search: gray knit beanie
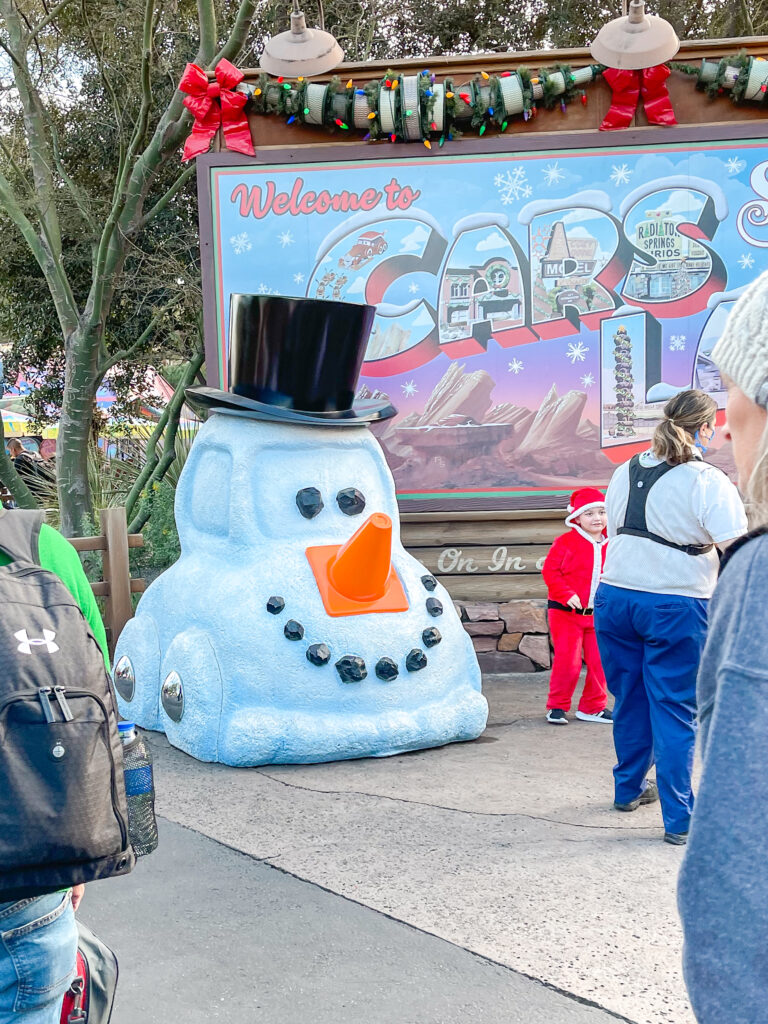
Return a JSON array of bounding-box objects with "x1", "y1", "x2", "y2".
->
[{"x1": 712, "y1": 270, "x2": 768, "y2": 408}]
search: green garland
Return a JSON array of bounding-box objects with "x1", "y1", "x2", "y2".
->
[
  {"x1": 672, "y1": 51, "x2": 762, "y2": 105},
  {"x1": 238, "y1": 55, "x2": 768, "y2": 146}
]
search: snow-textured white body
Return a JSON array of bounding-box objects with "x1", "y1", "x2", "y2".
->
[{"x1": 115, "y1": 411, "x2": 487, "y2": 765}]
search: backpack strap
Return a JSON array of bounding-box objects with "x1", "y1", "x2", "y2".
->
[
  {"x1": 0, "y1": 508, "x2": 44, "y2": 565},
  {"x1": 616, "y1": 455, "x2": 714, "y2": 557}
]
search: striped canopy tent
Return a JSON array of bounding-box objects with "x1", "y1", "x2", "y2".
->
[
  {"x1": 1, "y1": 409, "x2": 57, "y2": 438},
  {"x1": 3, "y1": 367, "x2": 197, "y2": 434}
]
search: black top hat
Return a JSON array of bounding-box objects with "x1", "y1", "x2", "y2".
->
[{"x1": 186, "y1": 294, "x2": 396, "y2": 426}]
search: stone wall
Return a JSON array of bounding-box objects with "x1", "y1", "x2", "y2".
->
[{"x1": 453, "y1": 599, "x2": 551, "y2": 673}]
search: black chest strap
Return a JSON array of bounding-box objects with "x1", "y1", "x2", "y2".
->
[{"x1": 616, "y1": 455, "x2": 714, "y2": 557}]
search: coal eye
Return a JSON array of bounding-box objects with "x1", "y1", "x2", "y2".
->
[
  {"x1": 296, "y1": 487, "x2": 324, "y2": 519},
  {"x1": 336, "y1": 488, "x2": 366, "y2": 516}
]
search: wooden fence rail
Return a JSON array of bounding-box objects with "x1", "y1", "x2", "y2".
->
[{"x1": 70, "y1": 507, "x2": 146, "y2": 657}]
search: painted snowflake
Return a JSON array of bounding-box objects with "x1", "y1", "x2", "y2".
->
[
  {"x1": 293, "y1": 272, "x2": 305, "y2": 284},
  {"x1": 566, "y1": 341, "x2": 589, "y2": 363},
  {"x1": 610, "y1": 164, "x2": 632, "y2": 187},
  {"x1": 258, "y1": 283, "x2": 270, "y2": 294},
  {"x1": 543, "y1": 162, "x2": 565, "y2": 186},
  {"x1": 669, "y1": 335, "x2": 686, "y2": 351},
  {"x1": 726, "y1": 156, "x2": 746, "y2": 175},
  {"x1": 278, "y1": 230, "x2": 295, "y2": 248},
  {"x1": 401, "y1": 380, "x2": 418, "y2": 397},
  {"x1": 508, "y1": 358, "x2": 524, "y2": 374},
  {"x1": 230, "y1": 232, "x2": 252, "y2": 255},
  {"x1": 408, "y1": 282, "x2": 419, "y2": 294},
  {"x1": 580, "y1": 373, "x2": 595, "y2": 388},
  {"x1": 739, "y1": 253, "x2": 755, "y2": 270},
  {"x1": 495, "y1": 166, "x2": 529, "y2": 205}
]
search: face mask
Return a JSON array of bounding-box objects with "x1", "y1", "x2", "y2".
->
[{"x1": 693, "y1": 428, "x2": 714, "y2": 454}]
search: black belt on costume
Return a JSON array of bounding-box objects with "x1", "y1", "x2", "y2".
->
[
  {"x1": 548, "y1": 600, "x2": 594, "y2": 615},
  {"x1": 616, "y1": 455, "x2": 714, "y2": 557}
]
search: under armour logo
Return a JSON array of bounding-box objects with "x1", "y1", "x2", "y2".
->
[{"x1": 15, "y1": 629, "x2": 59, "y2": 654}]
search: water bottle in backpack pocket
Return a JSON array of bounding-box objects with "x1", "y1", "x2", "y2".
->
[{"x1": 118, "y1": 722, "x2": 159, "y2": 857}]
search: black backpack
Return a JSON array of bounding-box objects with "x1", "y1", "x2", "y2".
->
[{"x1": 0, "y1": 509, "x2": 135, "y2": 900}]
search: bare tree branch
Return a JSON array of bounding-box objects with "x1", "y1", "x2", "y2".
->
[
  {"x1": 25, "y1": 0, "x2": 78, "y2": 43},
  {"x1": 133, "y1": 163, "x2": 195, "y2": 234},
  {"x1": 0, "y1": 164, "x2": 79, "y2": 335},
  {"x1": 215, "y1": 0, "x2": 259, "y2": 64},
  {"x1": 0, "y1": 1, "x2": 63, "y2": 259},
  {"x1": 126, "y1": 341, "x2": 204, "y2": 531},
  {"x1": 196, "y1": 0, "x2": 217, "y2": 66},
  {"x1": 97, "y1": 304, "x2": 175, "y2": 378}
]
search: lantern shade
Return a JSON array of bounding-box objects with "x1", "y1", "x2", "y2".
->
[
  {"x1": 260, "y1": 3, "x2": 343, "y2": 79},
  {"x1": 590, "y1": 0, "x2": 680, "y2": 70}
]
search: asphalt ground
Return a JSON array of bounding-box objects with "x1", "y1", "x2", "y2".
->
[
  {"x1": 83, "y1": 818, "x2": 624, "y2": 1024},
  {"x1": 81, "y1": 674, "x2": 692, "y2": 1023}
]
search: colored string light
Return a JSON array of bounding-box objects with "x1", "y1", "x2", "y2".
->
[
  {"x1": 287, "y1": 115, "x2": 295, "y2": 124},
  {"x1": 424, "y1": 139, "x2": 431, "y2": 148}
]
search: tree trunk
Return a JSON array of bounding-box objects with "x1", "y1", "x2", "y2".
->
[{"x1": 57, "y1": 331, "x2": 98, "y2": 536}]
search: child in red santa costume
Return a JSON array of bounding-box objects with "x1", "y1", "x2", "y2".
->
[{"x1": 541, "y1": 487, "x2": 612, "y2": 725}]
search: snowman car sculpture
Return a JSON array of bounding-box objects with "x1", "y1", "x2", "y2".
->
[{"x1": 114, "y1": 295, "x2": 488, "y2": 766}]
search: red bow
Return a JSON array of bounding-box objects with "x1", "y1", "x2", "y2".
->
[
  {"x1": 599, "y1": 65, "x2": 677, "y2": 131},
  {"x1": 179, "y1": 58, "x2": 255, "y2": 161}
]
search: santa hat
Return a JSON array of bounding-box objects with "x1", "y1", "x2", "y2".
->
[{"x1": 565, "y1": 487, "x2": 606, "y2": 527}]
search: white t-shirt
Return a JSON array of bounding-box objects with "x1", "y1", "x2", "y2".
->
[{"x1": 601, "y1": 449, "x2": 748, "y2": 599}]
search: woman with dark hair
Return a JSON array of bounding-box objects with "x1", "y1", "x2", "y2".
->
[
  {"x1": 594, "y1": 389, "x2": 747, "y2": 845},
  {"x1": 678, "y1": 271, "x2": 768, "y2": 1023}
]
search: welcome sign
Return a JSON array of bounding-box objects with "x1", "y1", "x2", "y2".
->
[{"x1": 199, "y1": 136, "x2": 768, "y2": 511}]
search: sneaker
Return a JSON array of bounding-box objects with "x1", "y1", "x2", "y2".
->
[
  {"x1": 575, "y1": 708, "x2": 613, "y2": 723},
  {"x1": 614, "y1": 779, "x2": 659, "y2": 812},
  {"x1": 546, "y1": 709, "x2": 568, "y2": 725},
  {"x1": 664, "y1": 831, "x2": 689, "y2": 846}
]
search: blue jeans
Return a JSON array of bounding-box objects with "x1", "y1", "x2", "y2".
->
[
  {"x1": 0, "y1": 892, "x2": 77, "y2": 1024},
  {"x1": 594, "y1": 584, "x2": 708, "y2": 835}
]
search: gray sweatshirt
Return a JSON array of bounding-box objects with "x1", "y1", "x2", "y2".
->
[{"x1": 678, "y1": 529, "x2": 768, "y2": 1023}]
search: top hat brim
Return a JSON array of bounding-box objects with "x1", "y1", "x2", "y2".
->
[{"x1": 185, "y1": 386, "x2": 397, "y2": 426}]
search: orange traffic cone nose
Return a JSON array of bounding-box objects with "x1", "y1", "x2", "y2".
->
[
  {"x1": 305, "y1": 512, "x2": 410, "y2": 616},
  {"x1": 329, "y1": 513, "x2": 392, "y2": 602}
]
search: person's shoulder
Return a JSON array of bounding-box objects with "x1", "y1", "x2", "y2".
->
[
  {"x1": 37, "y1": 523, "x2": 82, "y2": 570},
  {"x1": 720, "y1": 528, "x2": 768, "y2": 584}
]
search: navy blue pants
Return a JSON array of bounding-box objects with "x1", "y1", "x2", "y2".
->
[{"x1": 594, "y1": 583, "x2": 708, "y2": 835}]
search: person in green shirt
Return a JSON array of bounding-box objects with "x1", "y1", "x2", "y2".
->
[{"x1": 0, "y1": 515, "x2": 110, "y2": 1022}]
